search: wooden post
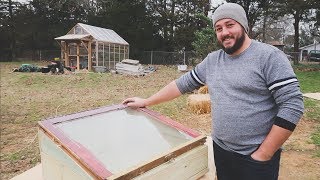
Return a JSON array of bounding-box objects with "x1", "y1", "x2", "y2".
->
[
  {"x1": 124, "y1": 46, "x2": 127, "y2": 59},
  {"x1": 119, "y1": 44, "x2": 121, "y2": 61},
  {"x1": 128, "y1": 45, "x2": 130, "y2": 59},
  {"x1": 88, "y1": 41, "x2": 92, "y2": 71},
  {"x1": 109, "y1": 44, "x2": 111, "y2": 69},
  {"x1": 103, "y1": 43, "x2": 105, "y2": 66},
  {"x1": 77, "y1": 43, "x2": 80, "y2": 70},
  {"x1": 114, "y1": 44, "x2": 116, "y2": 69},
  {"x1": 151, "y1": 50, "x2": 153, "y2": 65},
  {"x1": 96, "y1": 42, "x2": 99, "y2": 66},
  {"x1": 126, "y1": 46, "x2": 128, "y2": 59},
  {"x1": 65, "y1": 42, "x2": 69, "y2": 67},
  {"x1": 114, "y1": 44, "x2": 116, "y2": 61},
  {"x1": 60, "y1": 42, "x2": 63, "y2": 64}
]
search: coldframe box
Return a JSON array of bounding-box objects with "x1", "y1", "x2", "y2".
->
[{"x1": 38, "y1": 104, "x2": 208, "y2": 180}]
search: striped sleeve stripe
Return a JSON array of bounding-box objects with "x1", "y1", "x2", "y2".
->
[
  {"x1": 272, "y1": 82, "x2": 299, "y2": 91},
  {"x1": 268, "y1": 77, "x2": 298, "y2": 91},
  {"x1": 190, "y1": 69, "x2": 205, "y2": 85}
]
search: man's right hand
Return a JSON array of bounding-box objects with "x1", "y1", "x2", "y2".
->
[
  {"x1": 122, "y1": 81, "x2": 182, "y2": 109},
  {"x1": 122, "y1": 97, "x2": 148, "y2": 108}
]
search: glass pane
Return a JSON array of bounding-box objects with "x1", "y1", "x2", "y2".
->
[
  {"x1": 98, "y1": 52, "x2": 104, "y2": 66},
  {"x1": 75, "y1": 26, "x2": 82, "y2": 34},
  {"x1": 79, "y1": 46, "x2": 87, "y2": 55},
  {"x1": 69, "y1": 44, "x2": 77, "y2": 55},
  {"x1": 55, "y1": 108, "x2": 192, "y2": 173}
]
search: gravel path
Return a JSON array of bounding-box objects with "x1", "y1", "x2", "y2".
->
[{"x1": 303, "y1": 93, "x2": 320, "y2": 100}]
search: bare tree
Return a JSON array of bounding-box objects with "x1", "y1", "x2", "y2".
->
[{"x1": 275, "y1": 0, "x2": 316, "y2": 64}]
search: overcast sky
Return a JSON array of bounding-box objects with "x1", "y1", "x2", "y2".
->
[
  {"x1": 212, "y1": 0, "x2": 225, "y2": 7},
  {"x1": 15, "y1": 0, "x2": 29, "y2": 3}
]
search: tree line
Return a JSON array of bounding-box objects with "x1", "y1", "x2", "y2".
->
[{"x1": 1, "y1": 0, "x2": 319, "y2": 63}]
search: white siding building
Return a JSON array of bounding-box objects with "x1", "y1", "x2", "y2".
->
[{"x1": 299, "y1": 42, "x2": 319, "y2": 61}]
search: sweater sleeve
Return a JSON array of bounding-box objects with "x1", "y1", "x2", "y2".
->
[
  {"x1": 175, "y1": 54, "x2": 209, "y2": 94},
  {"x1": 263, "y1": 50, "x2": 304, "y2": 131}
]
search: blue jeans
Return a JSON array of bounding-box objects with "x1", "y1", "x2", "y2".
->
[{"x1": 213, "y1": 141, "x2": 281, "y2": 180}]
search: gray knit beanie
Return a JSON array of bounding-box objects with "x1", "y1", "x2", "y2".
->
[{"x1": 212, "y1": 3, "x2": 248, "y2": 33}]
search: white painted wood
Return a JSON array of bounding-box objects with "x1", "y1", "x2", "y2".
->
[
  {"x1": 115, "y1": 62, "x2": 144, "y2": 75},
  {"x1": 116, "y1": 63, "x2": 142, "y2": 72},
  {"x1": 198, "y1": 136, "x2": 216, "y2": 180},
  {"x1": 133, "y1": 145, "x2": 208, "y2": 180},
  {"x1": 38, "y1": 130, "x2": 93, "y2": 180},
  {"x1": 10, "y1": 164, "x2": 43, "y2": 180},
  {"x1": 122, "y1": 59, "x2": 140, "y2": 65}
]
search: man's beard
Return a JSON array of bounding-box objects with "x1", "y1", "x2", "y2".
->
[{"x1": 219, "y1": 29, "x2": 245, "y2": 55}]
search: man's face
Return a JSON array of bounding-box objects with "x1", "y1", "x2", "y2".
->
[{"x1": 214, "y1": 19, "x2": 246, "y2": 55}]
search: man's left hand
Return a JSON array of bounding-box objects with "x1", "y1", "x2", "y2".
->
[{"x1": 251, "y1": 149, "x2": 272, "y2": 162}]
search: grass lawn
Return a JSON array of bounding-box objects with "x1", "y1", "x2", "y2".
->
[
  {"x1": 0, "y1": 61, "x2": 319, "y2": 179},
  {"x1": 294, "y1": 65, "x2": 320, "y2": 151}
]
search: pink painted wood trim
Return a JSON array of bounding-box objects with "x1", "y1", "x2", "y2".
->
[
  {"x1": 47, "y1": 104, "x2": 127, "y2": 124},
  {"x1": 39, "y1": 121, "x2": 113, "y2": 179},
  {"x1": 138, "y1": 108, "x2": 200, "y2": 138}
]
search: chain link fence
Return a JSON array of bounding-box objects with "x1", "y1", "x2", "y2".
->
[
  {"x1": 9, "y1": 49, "x2": 312, "y2": 65},
  {"x1": 13, "y1": 50, "x2": 61, "y2": 62},
  {"x1": 286, "y1": 52, "x2": 300, "y2": 62},
  {"x1": 12, "y1": 50, "x2": 202, "y2": 66},
  {"x1": 138, "y1": 51, "x2": 201, "y2": 66},
  {"x1": 39, "y1": 50, "x2": 61, "y2": 61}
]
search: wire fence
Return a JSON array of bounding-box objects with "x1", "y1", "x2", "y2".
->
[
  {"x1": 139, "y1": 51, "x2": 200, "y2": 66},
  {"x1": 286, "y1": 52, "x2": 301, "y2": 62},
  {"x1": 6, "y1": 49, "x2": 312, "y2": 64},
  {"x1": 11, "y1": 49, "x2": 202, "y2": 65},
  {"x1": 4, "y1": 50, "x2": 61, "y2": 62}
]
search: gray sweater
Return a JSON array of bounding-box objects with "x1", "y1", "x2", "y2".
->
[{"x1": 176, "y1": 40, "x2": 304, "y2": 155}]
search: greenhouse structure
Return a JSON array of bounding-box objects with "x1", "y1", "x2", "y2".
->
[{"x1": 55, "y1": 23, "x2": 129, "y2": 71}]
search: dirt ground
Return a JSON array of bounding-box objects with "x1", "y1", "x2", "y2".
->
[{"x1": 0, "y1": 62, "x2": 319, "y2": 179}]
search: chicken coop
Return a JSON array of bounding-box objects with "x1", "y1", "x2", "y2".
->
[{"x1": 55, "y1": 23, "x2": 129, "y2": 71}]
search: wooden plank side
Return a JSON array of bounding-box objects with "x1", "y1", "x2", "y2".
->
[
  {"x1": 133, "y1": 145, "x2": 208, "y2": 180},
  {"x1": 189, "y1": 168, "x2": 210, "y2": 180},
  {"x1": 108, "y1": 136, "x2": 206, "y2": 180}
]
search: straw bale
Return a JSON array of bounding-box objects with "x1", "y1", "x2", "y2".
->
[
  {"x1": 198, "y1": 86, "x2": 208, "y2": 94},
  {"x1": 187, "y1": 94, "x2": 211, "y2": 114}
]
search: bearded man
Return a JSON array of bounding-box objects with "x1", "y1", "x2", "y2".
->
[{"x1": 123, "y1": 3, "x2": 304, "y2": 180}]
